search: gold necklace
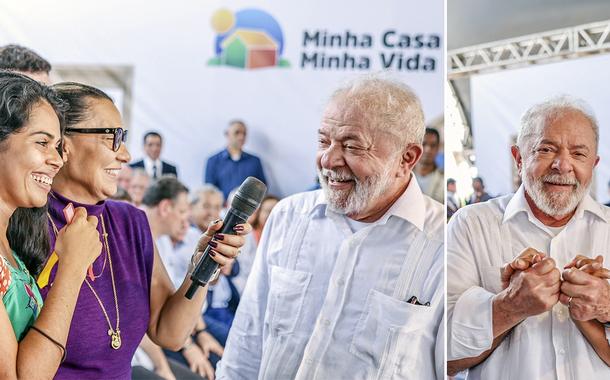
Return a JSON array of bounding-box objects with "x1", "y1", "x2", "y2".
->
[{"x1": 48, "y1": 212, "x2": 121, "y2": 350}]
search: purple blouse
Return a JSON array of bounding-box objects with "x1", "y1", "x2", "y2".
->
[{"x1": 39, "y1": 191, "x2": 154, "y2": 380}]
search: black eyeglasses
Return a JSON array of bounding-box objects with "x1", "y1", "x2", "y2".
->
[{"x1": 65, "y1": 127, "x2": 128, "y2": 152}]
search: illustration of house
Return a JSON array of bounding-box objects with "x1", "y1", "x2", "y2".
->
[{"x1": 220, "y1": 29, "x2": 278, "y2": 69}]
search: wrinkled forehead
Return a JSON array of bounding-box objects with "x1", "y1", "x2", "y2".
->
[
  {"x1": 535, "y1": 110, "x2": 597, "y2": 149},
  {"x1": 321, "y1": 98, "x2": 395, "y2": 143}
]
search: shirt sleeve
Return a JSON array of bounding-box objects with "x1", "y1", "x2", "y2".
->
[
  {"x1": 254, "y1": 157, "x2": 267, "y2": 185},
  {"x1": 447, "y1": 210, "x2": 495, "y2": 360},
  {"x1": 215, "y1": 209, "x2": 275, "y2": 379},
  {"x1": 204, "y1": 156, "x2": 215, "y2": 186}
]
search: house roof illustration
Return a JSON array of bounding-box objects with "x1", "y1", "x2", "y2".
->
[{"x1": 221, "y1": 29, "x2": 278, "y2": 50}]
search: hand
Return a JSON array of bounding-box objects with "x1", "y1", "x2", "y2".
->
[
  {"x1": 154, "y1": 364, "x2": 176, "y2": 380},
  {"x1": 560, "y1": 258, "x2": 610, "y2": 322},
  {"x1": 502, "y1": 257, "x2": 561, "y2": 318},
  {"x1": 190, "y1": 220, "x2": 252, "y2": 271},
  {"x1": 54, "y1": 207, "x2": 102, "y2": 275},
  {"x1": 182, "y1": 343, "x2": 215, "y2": 380},
  {"x1": 501, "y1": 247, "x2": 546, "y2": 289},
  {"x1": 564, "y1": 254, "x2": 610, "y2": 279},
  {"x1": 196, "y1": 330, "x2": 224, "y2": 358}
]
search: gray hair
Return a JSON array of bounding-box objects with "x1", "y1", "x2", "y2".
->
[
  {"x1": 329, "y1": 73, "x2": 425, "y2": 146},
  {"x1": 190, "y1": 184, "x2": 224, "y2": 205},
  {"x1": 518, "y1": 95, "x2": 599, "y2": 154}
]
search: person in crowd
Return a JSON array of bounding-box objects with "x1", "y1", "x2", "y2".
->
[
  {"x1": 467, "y1": 176, "x2": 492, "y2": 204},
  {"x1": 128, "y1": 168, "x2": 150, "y2": 208},
  {"x1": 0, "y1": 44, "x2": 51, "y2": 84},
  {"x1": 414, "y1": 127, "x2": 444, "y2": 203},
  {"x1": 217, "y1": 75, "x2": 445, "y2": 379},
  {"x1": 447, "y1": 178, "x2": 460, "y2": 220},
  {"x1": 117, "y1": 164, "x2": 133, "y2": 192},
  {"x1": 204, "y1": 120, "x2": 266, "y2": 200},
  {"x1": 190, "y1": 185, "x2": 224, "y2": 235},
  {"x1": 35, "y1": 82, "x2": 249, "y2": 379},
  {"x1": 233, "y1": 195, "x2": 280, "y2": 294},
  {"x1": 447, "y1": 95, "x2": 610, "y2": 379},
  {"x1": 0, "y1": 72, "x2": 102, "y2": 378},
  {"x1": 131, "y1": 131, "x2": 178, "y2": 179}
]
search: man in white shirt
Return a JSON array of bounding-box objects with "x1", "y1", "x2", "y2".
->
[
  {"x1": 217, "y1": 75, "x2": 445, "y2": 379},
  {"x1": 130, "y1": 131, "x2": 178, "y2": 179},
  {"x1": 448, "y1": 95, "x2": 610, "y2": 379}
]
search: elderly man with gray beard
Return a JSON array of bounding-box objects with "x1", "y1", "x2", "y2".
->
[
  {"x1": 216, "y1": 75, "x2": 445, "y2": 379},
  {"x1": 447, "y1": 96, "x2": 610, "y2": 379}
]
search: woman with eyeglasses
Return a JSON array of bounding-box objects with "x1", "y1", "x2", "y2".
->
[
  {"x1": 34, "y1": 82, "x2": 248, "y2": 379},
  {"x1": 0, "y1": 72, "x2": 103, "y2": 379}
]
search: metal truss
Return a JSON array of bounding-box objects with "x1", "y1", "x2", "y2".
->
[{"x1": 448, "y1": 19, "x2": 610, "y2": 78}]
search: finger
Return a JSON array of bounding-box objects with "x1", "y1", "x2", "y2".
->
[
  {"x1": 579, "y1": 262, "x2": 601, "y2": 275},
  {"x1": 211, "y1": 342, "x2": 224, "y2": 356},
  {"x1": 208, "y1": 251, "x2": 234, "y2": 267},
  {"x1": 558, "y1": 292, "x2": 571, "y2": 305},
  {"x1": 501, "y1": 263, "x2": 515, "y2": 286},
  {"x1": 565, "y1": 254, "x2": 589, "y2": 269},
  {"x1": 593, "y1": 268, "x2": 610, "y2": 279},
  {"x1": 86, "y1": 215, "x2": 99, "y2": 228},
  {"x1": 208, "y1": 241, "x2": 239, "y2": 260},
  {"x1": 72, "y1": 206, "x2": 88, "y2": 222},
  {"x1": 560, "y1": 280, "x2": 591, "y2": 298},
  {"x1": 562, "y1": 267, "x2": 595, "y2": 285},
  {"x1": 510, "y1": 258, "x2": 531, "y2": 271},
  {"x1": 213, "y1": 233, "x2": 245, "y2": 251},
  {"x1": 531, "y1": 257, "x2": 556, "y2": 275},
  {"x1": 202, "y1": 360, "x2": 215, "y2": 380},
  {"x1": 233, "y1": 222, "x2": 252, "y2": 235}
]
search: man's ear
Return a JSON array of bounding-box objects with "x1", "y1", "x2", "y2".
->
[
  {"x1": 398, "y1": 143, "x2": 423, "y2": 177},
  {"x1": 158, "y1": 199, "x2": 173, "y2": 217},
  {"x1": 511, "y1": 145, "x2": 523, "y2": 176}
]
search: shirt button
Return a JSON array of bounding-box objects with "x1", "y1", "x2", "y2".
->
[
  {"x1": 321, "y1": 319, "x2": 330, "y2": 326},
  {"x1": 337, "y1": 278, "x2": 345, "y2": 286},
  {"x1": 306, "y1": 358, "x2": 314, "y2": 364},
  {"x1": 559, "y1": 348, "x2": 566, "y2": 355}
]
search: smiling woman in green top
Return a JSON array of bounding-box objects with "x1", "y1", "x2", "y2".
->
[{"x1": 0, "y1": 71, "x2": 102, "y2": 379}]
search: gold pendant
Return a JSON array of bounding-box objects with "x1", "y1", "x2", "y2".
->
[{"x1": 108, "y1": 329, "x2": 121, "y2": 350}]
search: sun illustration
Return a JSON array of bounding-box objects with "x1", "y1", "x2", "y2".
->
[{"x1": 211, "y1": 9, "x2": 235, "y2": 34}]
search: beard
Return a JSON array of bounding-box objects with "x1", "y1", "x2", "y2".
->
[
  {"x1": 317, "y1": 162, "x2": 396, "y2": 216},
  {"x1": 522, "y1": 171, "x2": 589, "y2": 217}
]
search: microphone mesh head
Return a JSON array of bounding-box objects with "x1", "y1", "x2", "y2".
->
[{"x1": 231, "y1": 177, "x2": 267, "y2": 217}]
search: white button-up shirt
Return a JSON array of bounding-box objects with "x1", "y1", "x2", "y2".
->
[
  {"x1": 448, "y1": 185, "x2": 610, "y2": 380},
  {"x1": 217, "y1": 179, "x2": 445, "y2": 380},
  {"x1": 156, "y1": 226, "x2": 201, "y2": 288}
]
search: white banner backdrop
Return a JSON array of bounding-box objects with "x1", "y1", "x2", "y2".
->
[
  {"x1": 471, "y1": 54, "x2": 610, "y2": 203},
  {"x1": 0, "y1": 0, "x2": 443, "y2": 197}
]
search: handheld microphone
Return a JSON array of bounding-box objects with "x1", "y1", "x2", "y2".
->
[{"x1": 185, "y1": 177, "x2": 267, "y2": 299}]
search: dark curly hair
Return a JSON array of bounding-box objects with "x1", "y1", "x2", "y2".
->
[{"x1": 0, "y1": 44, "x2": 52, "y2": 74}]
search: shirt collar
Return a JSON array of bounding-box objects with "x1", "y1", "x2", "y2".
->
[
  {"x1": 312, "y1": 175, "x2": 426, "y2": 231},
  {"x1": 144, "y1": 156, "x2": 161, "y2": 167},
  {"x1": 503, "y1": 184, "x2": 608, "y2": 224}
]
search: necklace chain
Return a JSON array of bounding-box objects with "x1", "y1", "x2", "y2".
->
[{"x1": 47, "y1": 210, "x2": 121, "y2": 349}]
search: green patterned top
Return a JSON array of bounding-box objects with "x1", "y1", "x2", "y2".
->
[{"x1": 0, "y1": 253, "x2": 43, "y2": 341}]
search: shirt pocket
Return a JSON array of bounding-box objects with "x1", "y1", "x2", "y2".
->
[
  {"x1": 481, "y1": 265, "x2": 503, "y2": 294},
  {"x1": 349, "y1": 289, "x2": 436, "y2": 379},
  {"x1": 266, "y1": 265, "x2": 312, "y2": 335}
]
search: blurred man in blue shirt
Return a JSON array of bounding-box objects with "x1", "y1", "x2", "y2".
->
[{"x1": 204, "y1": 120, "x2": 266, "y2": 200}]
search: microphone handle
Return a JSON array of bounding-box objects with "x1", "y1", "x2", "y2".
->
[{"x1": 185, "y1": 208, "x2": 248, "y2": 299}]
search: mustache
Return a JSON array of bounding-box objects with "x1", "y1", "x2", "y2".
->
[
  {"x1": 539, "y1": 173, "x2": 579, "y2": 186},
  {"x1": 320, "y1": 168, "x2": 355, "y2": 182}
]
